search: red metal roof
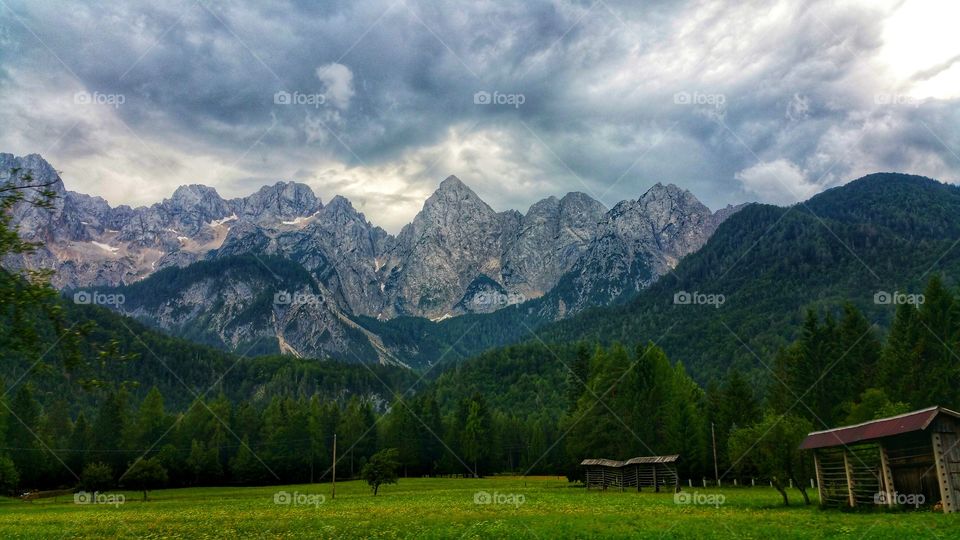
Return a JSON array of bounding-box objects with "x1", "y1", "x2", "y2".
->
[{"x1": 800, "y1": 406, "x2": 960, "y2": 450}]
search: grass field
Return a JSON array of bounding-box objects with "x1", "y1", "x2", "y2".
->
[{"x1": 1, "y1": 476, "x2": 957, "y2": 539}]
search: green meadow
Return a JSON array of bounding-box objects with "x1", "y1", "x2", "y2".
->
[{"x1": 0, "y1": 477, "x2": 956, "y2": 539}]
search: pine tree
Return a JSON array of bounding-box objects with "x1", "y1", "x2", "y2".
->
[
  {"x1": 92, "y1": 390, "x2": 130, "y2": 475},
  {"x1": 7, "y1": 385, "x2": 44, "y2": 486},
  {"x1": 878, "y1": 301, "x2": 921, "y2": 401},
  {"x1": 460, "y1": 397, "x2": 490, "y2": 477},
  {"x1": 915, "y1": 275, "x2": 958, "y2": 407},
  {"x1": 131, "y1": 387, "x2": 171, "y2": 457}
]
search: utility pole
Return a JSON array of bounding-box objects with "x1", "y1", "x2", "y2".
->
[
  {"x1": 711, "y1": 422, "x2": 719, "y2": 487},
  {"x1": 332, "y1": 433, "x2": 337, "y2": 500}
]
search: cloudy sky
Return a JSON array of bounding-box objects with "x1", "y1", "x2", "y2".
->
[{"x1": 1, "y1": 0, "x2": 959, "y2": 232}]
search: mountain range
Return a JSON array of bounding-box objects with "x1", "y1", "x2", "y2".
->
[
  {"x1": 4, "y1": 153, "x2": 959, "y2": 394},
  {"x1": 2, "y1": 153, "x2": 742, "y2": 366}
]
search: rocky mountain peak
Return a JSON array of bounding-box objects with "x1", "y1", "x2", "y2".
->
[
  {"x1": 169, "y1": 184, "x2": 224, "y2": 206},
  {"x1": 231, "y1": 181, "x2": 320, "y2": 223},
  {"x1": 438, "y1": 174, "x2": 468, "y2": 191},
  {"x1": 324, "y1": 194, "x2": 355, "y2": 214},
  {"x1": 425, "y1": 175, "x2": 491, "y2": 210},
  {"x1": 0, "y1": 153, "x2": 64, "y2": 192}
]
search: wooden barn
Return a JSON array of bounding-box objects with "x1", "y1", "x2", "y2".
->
[
  {"x1": 581, "y1": 455, "x2": 680, "y2": 492},
  {"x1": 624, "y1": 455, "x2": 680, "y2": 492},
  {"x1": 580, "y1": 459, "x2": 626, "y2": 490},
  {"x1": 800, "y1": 406, "x2": 960, "y2": 513}
]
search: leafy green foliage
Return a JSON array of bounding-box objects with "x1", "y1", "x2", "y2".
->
[
  {"x1": 79, "y1": 462, "x2": 114, "y2": 492},
  {"x1": 122, "y1": 458, "x2": 168, "y2": 501},
  {"x1": 361, "y1": 448, "x2": 400, "y2": 495},
  {"x1": 728, "y1": 412, "x2": 813, "y2": 506}
]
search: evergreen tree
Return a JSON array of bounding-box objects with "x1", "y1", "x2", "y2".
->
[
  {"x1": 92, "y1": 390, "x2": 130, "y2": 475},
  {"x1": 6, "y1": 385, "x2": 44, "y2": 486},
  {"x1": 131, "y1": 387, "x2": 171, "y2": 457},
  {"x1": 460, "y1": 395, "x2": 490, "y2": 477},
  {"x1": 878, "y1": 301, "x2": 921, "y2": 401}
]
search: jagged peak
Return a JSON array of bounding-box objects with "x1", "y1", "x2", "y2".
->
[
  {"x1": 0, "y1": 153, "x2": 64, "y2": 191},
  {"x1": 256, "y1": 180, "x2": 316, "y2": 194},
  {"x1": 439, "y1": 175, "x2": 467, "y2": 189},
  {"x1": 419, "y1": 174, "x2": 493, "y2": 215},
  {"x1": 641, "y1": 182, "x2": 688, "y2": 199},
  {"x1": 171, "y1": 184, "x2": 222, "y2": 199},
  {"x1": 431, "y1": 175, "x2": 486, "y2": 201},
  {"x1": 525, "y1": 195, "x2": 560, "y2": 215},
  {"x1": 323, "y1": 194, "x2": 361, "y2": 217}
]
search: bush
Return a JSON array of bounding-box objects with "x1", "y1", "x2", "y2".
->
[
  {"x1": 0, "y1": 456, "x2": 19, "y2": 494},
  {"x1": 122, "y1": 458, "x2": 168, "y2": 501},
  {"x1": 79, "y1": 462, "x2": 114, "y2": 492}
]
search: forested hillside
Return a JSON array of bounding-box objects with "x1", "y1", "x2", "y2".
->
[{"x1": 541, "y1": 173, "x2": 960, "y2": 380}]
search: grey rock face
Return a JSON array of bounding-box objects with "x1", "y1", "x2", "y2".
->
[
  {"x1": 2, "y1": 153, "x2": 743, "y2": 363},
  {"x1": 229, "y1": 181, "x2": 322, "y2": 224},
  {"x1": 1, "y1": 154, "x2": 321, "y2": 289},
  {"x1": 543, "y1": 183, "x2": 740, "y2": 317},
  {"x1": 500, "y1": 192, "x2": 607, "y2": 299},
  {"x1": 379, "y1": 176, "x2": 517, "y2": 319}
]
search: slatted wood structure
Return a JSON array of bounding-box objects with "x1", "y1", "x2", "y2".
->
[
  {"x1": 801, "y1": 406, "x2": 960, "y2": 513},
  {"x1": 581, "y1": 455, "x2": 680, "y2": 492},
  {"x1": 625, "y1": 455, "x2": 680, "y2": 492},
  {"x1": 580, "y1": 459, "x2": 626, "y2": 490}
]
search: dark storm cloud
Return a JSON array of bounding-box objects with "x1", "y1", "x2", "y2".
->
[{"x1": 0, "y1": 0, "x2": 958, "y2": 231}]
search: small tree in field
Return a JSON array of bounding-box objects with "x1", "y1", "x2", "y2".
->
[
  {"x1": 79, "y1": 462, "x2": 114, "y2": 492},
  {"x1": 361, "y1": 448, "x2": 400, "y2": 496},
  {"x1": 729, "y1": 412, "x2": 812, "y2": 506},
  {"x1": 122, "y1": 458, "x2": 168, "y2": 501}
]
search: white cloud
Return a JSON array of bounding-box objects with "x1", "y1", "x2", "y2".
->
[
  {"x1": 735, "y1": 159, "x2": 821, "y2": 205},
  {"x1": 315, "y1": 63, "x2": 355, "y2": 110}
]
